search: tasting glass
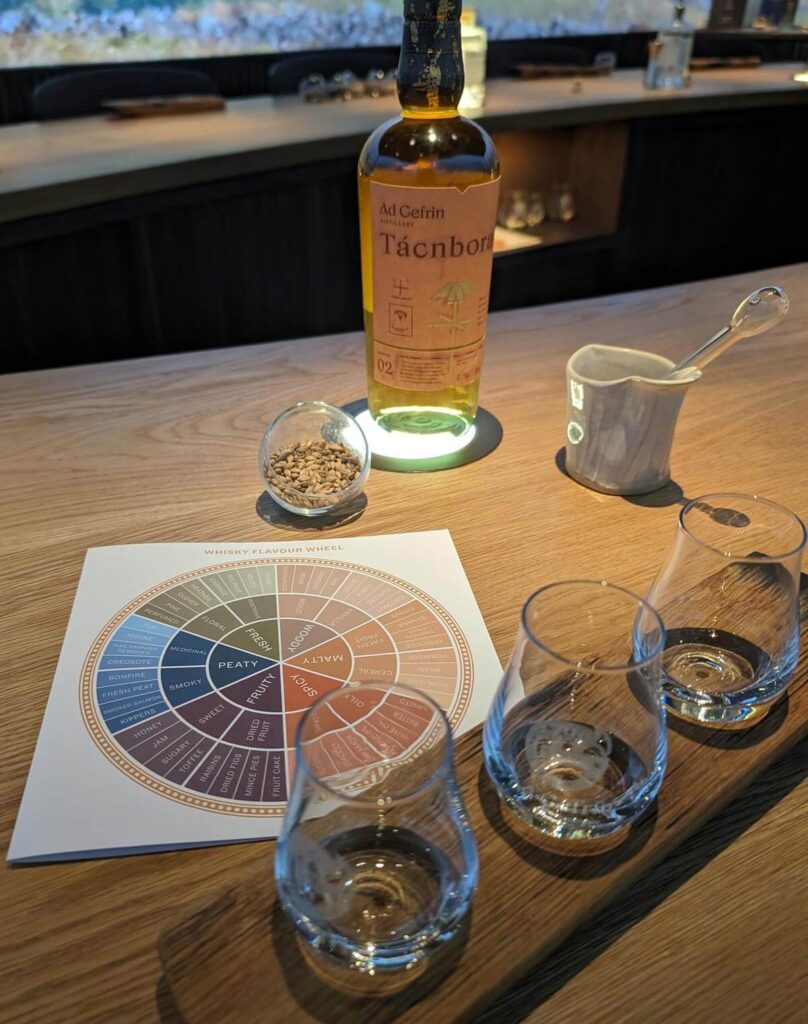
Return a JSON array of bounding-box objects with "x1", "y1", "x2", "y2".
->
[
  {"x1": 366, "y1": 67, "x2": 386, "y2": 97},
  {"x1": 366, "y1": 68, "x2": 397, "y2": 97},
  {"x1": 331, "y1": 69, "x2": 365, "y2": 100},
  {"x1": 594, "y1": 50, "x2": 618, "y2": 72},
  {"x1": 298, "y1": 73, "x2": 329, "y2": 102},
  {"x1": 483, "y1": 581, "x2": 666, "y2": 843},
  {"x1": 646, "y1": 493, "x2": 806, "y2": 728},
  {"x1": 258, "y1": 400, "x2": 370, "y2": 517},
  {"x1": 275, "y1": 683, "x2": 478, "y2": 973},
  {"x1": 547, "y1": 182, "x2": 576, "y2": 222},
  {"x1": 498, "y1": 189, "x2": 530, "y2": 230},
  {"x1": 525, "y1": 190, "x2": 546, "y2": 228}
]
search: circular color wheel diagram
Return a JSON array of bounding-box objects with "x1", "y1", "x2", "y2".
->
[{"x1": 81, "y1": 559, "x2": 473, "y2": 816}]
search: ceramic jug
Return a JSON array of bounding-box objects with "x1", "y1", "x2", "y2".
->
[{"x1": 565, "y1": 344, "x2": 700, "y2": 495}]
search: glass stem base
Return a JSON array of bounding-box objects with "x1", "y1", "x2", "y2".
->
[
  {"x1": 663, "y1": 690, "x2": 785, "y2": 729},
  {"x1": 661, "y1": 629, "x2": 796, "y2": 729}
]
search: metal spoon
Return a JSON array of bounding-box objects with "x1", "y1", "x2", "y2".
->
[{"x1": 665, "y1": 285, "x2": 790, "y2": 379}]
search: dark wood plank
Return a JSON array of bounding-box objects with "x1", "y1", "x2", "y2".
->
[
  {"x1": 479, "y1": 739, "x2": 807, "y2": 1024},
  {"x1": 159, "y1": 600, "x2": 808, "y2": 1023}
]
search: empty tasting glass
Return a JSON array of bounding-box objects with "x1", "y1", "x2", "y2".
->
[
  {"x1": 594, "y1": 50, "x2": 618, "y2": 73},
  {"x1": 498, "y1": 189, "x2": 530, "y2": 230},
  {"x1": 331, "y1": 69, "x2": 365, "y2": 100},
  {"x1": 526, "y1": 190, "x2": 546, "y2": 228},
  {"x1": 547, "y1": 182, "x2": 576, "y2": 222},
  {"x1": 298, "y1": 72, "x2": 329, "y2": 103},
  {"x1": 366, "y1": 68, "x2": 397, "y2": 97},
  {"x1": 366, "y1": 67, "x2": 387, "y2": 97},
  {"x1": 275, "y1": 683, "x2": 478, "y2": 973},
  {"x1": 646, "y1": 493, "x2": 806, "y2": 728},
  {"x1": 483, "y1": 581, "x2": 666, "y2": 843}
]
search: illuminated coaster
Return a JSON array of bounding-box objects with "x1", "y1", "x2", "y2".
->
[
  {"x1": 343, "y1": 399, "x2": 503, "y2": 473},
  {"x1": 81, "y1": 558, "x2": 473, "y2": 816}
]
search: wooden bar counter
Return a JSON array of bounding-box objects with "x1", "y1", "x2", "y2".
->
[
  {"x1": 3, "y1": 64, "x2": 806, "y2": 373},
  {"x1": 0, "y1": 64, "x2": 806, "y2": 224},
  {"x1": 1, "y1": 264, "x2": 806, "y2": 1023}
]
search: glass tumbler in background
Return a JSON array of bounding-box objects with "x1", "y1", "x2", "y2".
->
[
  {"x1": 365, "y1": 67, "x2": 386, "y2": 97},
  {"x1": 594, "y1": 50, "x2": 618, "y2": 73},
  {"x1": 331, "y1": 69, "x2": 365, "y2": 100},
  {"x1": 275, "y1": 683, "x2": 478, "y2": 973},
  {"x1": 483, "y1": 581, "x2": 666, "y2": 845},
  {"x1": 525, "y1": 191, "x2": 546, "y2": 228},
  {"x1": 498, "y1": 189, "x2": 530, "y2": 230},
  {"x1": 547, "y1": 182, "x2": 576, "y2": 222},
  {"x1": 646, "y1": 493, "x2": 806, "y2": 728},
  {"x1": 298, "y1": 73, "x2": 329, "y2": 103}
]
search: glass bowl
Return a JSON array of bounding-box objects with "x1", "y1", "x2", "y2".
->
[{"x1": 258, "y1": 401, "x2": 370, "y2": 517}]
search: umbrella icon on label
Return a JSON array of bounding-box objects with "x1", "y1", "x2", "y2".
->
[{"x1": 430, "y1": 281, "x2": 475, "y2": 334}]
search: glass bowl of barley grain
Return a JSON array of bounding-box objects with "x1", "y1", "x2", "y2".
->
[{"x1": 259, "y1": 401, "x2": 370, "y2": 516}]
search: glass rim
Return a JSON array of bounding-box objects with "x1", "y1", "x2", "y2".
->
[
  {"x1": 294, "y1": 682, "x2": 454, "y2": 804},
  {"x1": 679, "y1": 491, "x2": 807, "y2": 562},
  {"x1": 264, "y1": 400, "x2": 370, "y2": 457},
  {"x1": 520, "y1": 579, "x2": 665, "y2": 672}
]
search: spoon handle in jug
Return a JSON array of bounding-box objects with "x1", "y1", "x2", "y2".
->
[{"x1": 666, "y1": 324, "x2": 733, "y2": 378}]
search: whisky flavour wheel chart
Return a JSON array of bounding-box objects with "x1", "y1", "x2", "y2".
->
[
  {"x1": 82, "y1": 559, "x2": 473, "y2": 816},
  {"x1": 9, "y1": 534, "x2": 500, "y2": 861}
]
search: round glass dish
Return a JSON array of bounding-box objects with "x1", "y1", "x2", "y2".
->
[{"x1": 258, "y1": 401, "x2": 370, "y2": 517}]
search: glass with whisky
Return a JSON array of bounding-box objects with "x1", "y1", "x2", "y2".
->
[
  {"x1": 483, "y1": 581, "x2": 667, "y2": 845},
  {"x1": 275, "y1": 683, "x2": 478, "y2": 972}
]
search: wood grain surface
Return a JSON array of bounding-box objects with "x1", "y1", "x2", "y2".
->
[
  {"x1": 158, "y1": 663, "x2": 808, "y2": 1024},
  {"x1": 1, "y1": 264, "x2": 807, "y2": 1024},
  {"x1": 0, "y1": 65, "x2": 806, "y2": 223},
  {"x1": 494, "y1": 739, "x2": 808, "y2": 1024}
]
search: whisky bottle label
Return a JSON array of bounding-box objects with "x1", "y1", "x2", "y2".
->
[{"x1": 370, "y1": 178, "x2": 500, "y2": 391}]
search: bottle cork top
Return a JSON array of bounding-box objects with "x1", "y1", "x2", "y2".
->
[{"x1": 403, "y1": 1, "x2": 462, "y2": 20}]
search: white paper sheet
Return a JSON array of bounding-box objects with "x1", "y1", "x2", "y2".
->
[{"x1": 9, "y1": 531, "x2": 501, "y2": 862}]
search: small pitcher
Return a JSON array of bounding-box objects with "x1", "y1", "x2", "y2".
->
[{"x1": 565, "y1": 344, "x2": 700, "y2": 495}]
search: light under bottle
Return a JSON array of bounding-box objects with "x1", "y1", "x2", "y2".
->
[{"x1": 355, "y1": 409, "x2": 477, "y2": 460}]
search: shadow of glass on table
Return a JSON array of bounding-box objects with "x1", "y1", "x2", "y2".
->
[
  {"x1": 469, "y1": 736, "x2": 807, "y2": 1024},
  {"x1": 476, "y1": 760, "x2": 657, "y2": 881},
  {"x1": 624, "y1": 487, "x2": 755, "y2": 526},
  {"x1": 268, "y1": 898, "x2": 472, "y2": 1016},
  {"x1": 156, "y1": 869, "x2": 472, "y2": 1023},
  {"x1": 255, "y1": 490, "x2": 367, "y2": 532},
  {"x1": 155, "y1": 975, "x2": 183, "y2": 1024}
]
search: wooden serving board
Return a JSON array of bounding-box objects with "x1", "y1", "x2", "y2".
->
[{"x1": 160, "y1": 583, "x2": 808, "y2": 1024}]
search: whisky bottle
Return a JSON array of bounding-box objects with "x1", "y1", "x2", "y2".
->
[
  {"x1": 358, "y1": 0, "x2": 500, "y2": 442},
  {"x1": 650, "y1": 3, "x2": 694, "y2": 89}
]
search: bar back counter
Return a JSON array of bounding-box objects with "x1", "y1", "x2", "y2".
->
[{"x1": 1, "y1": 63, "x2": 806, "y2": 372}]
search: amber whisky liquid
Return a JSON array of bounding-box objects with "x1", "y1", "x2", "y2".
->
[{"x1": 358, "y1": 1, "x2": 499, "y2": 439}]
